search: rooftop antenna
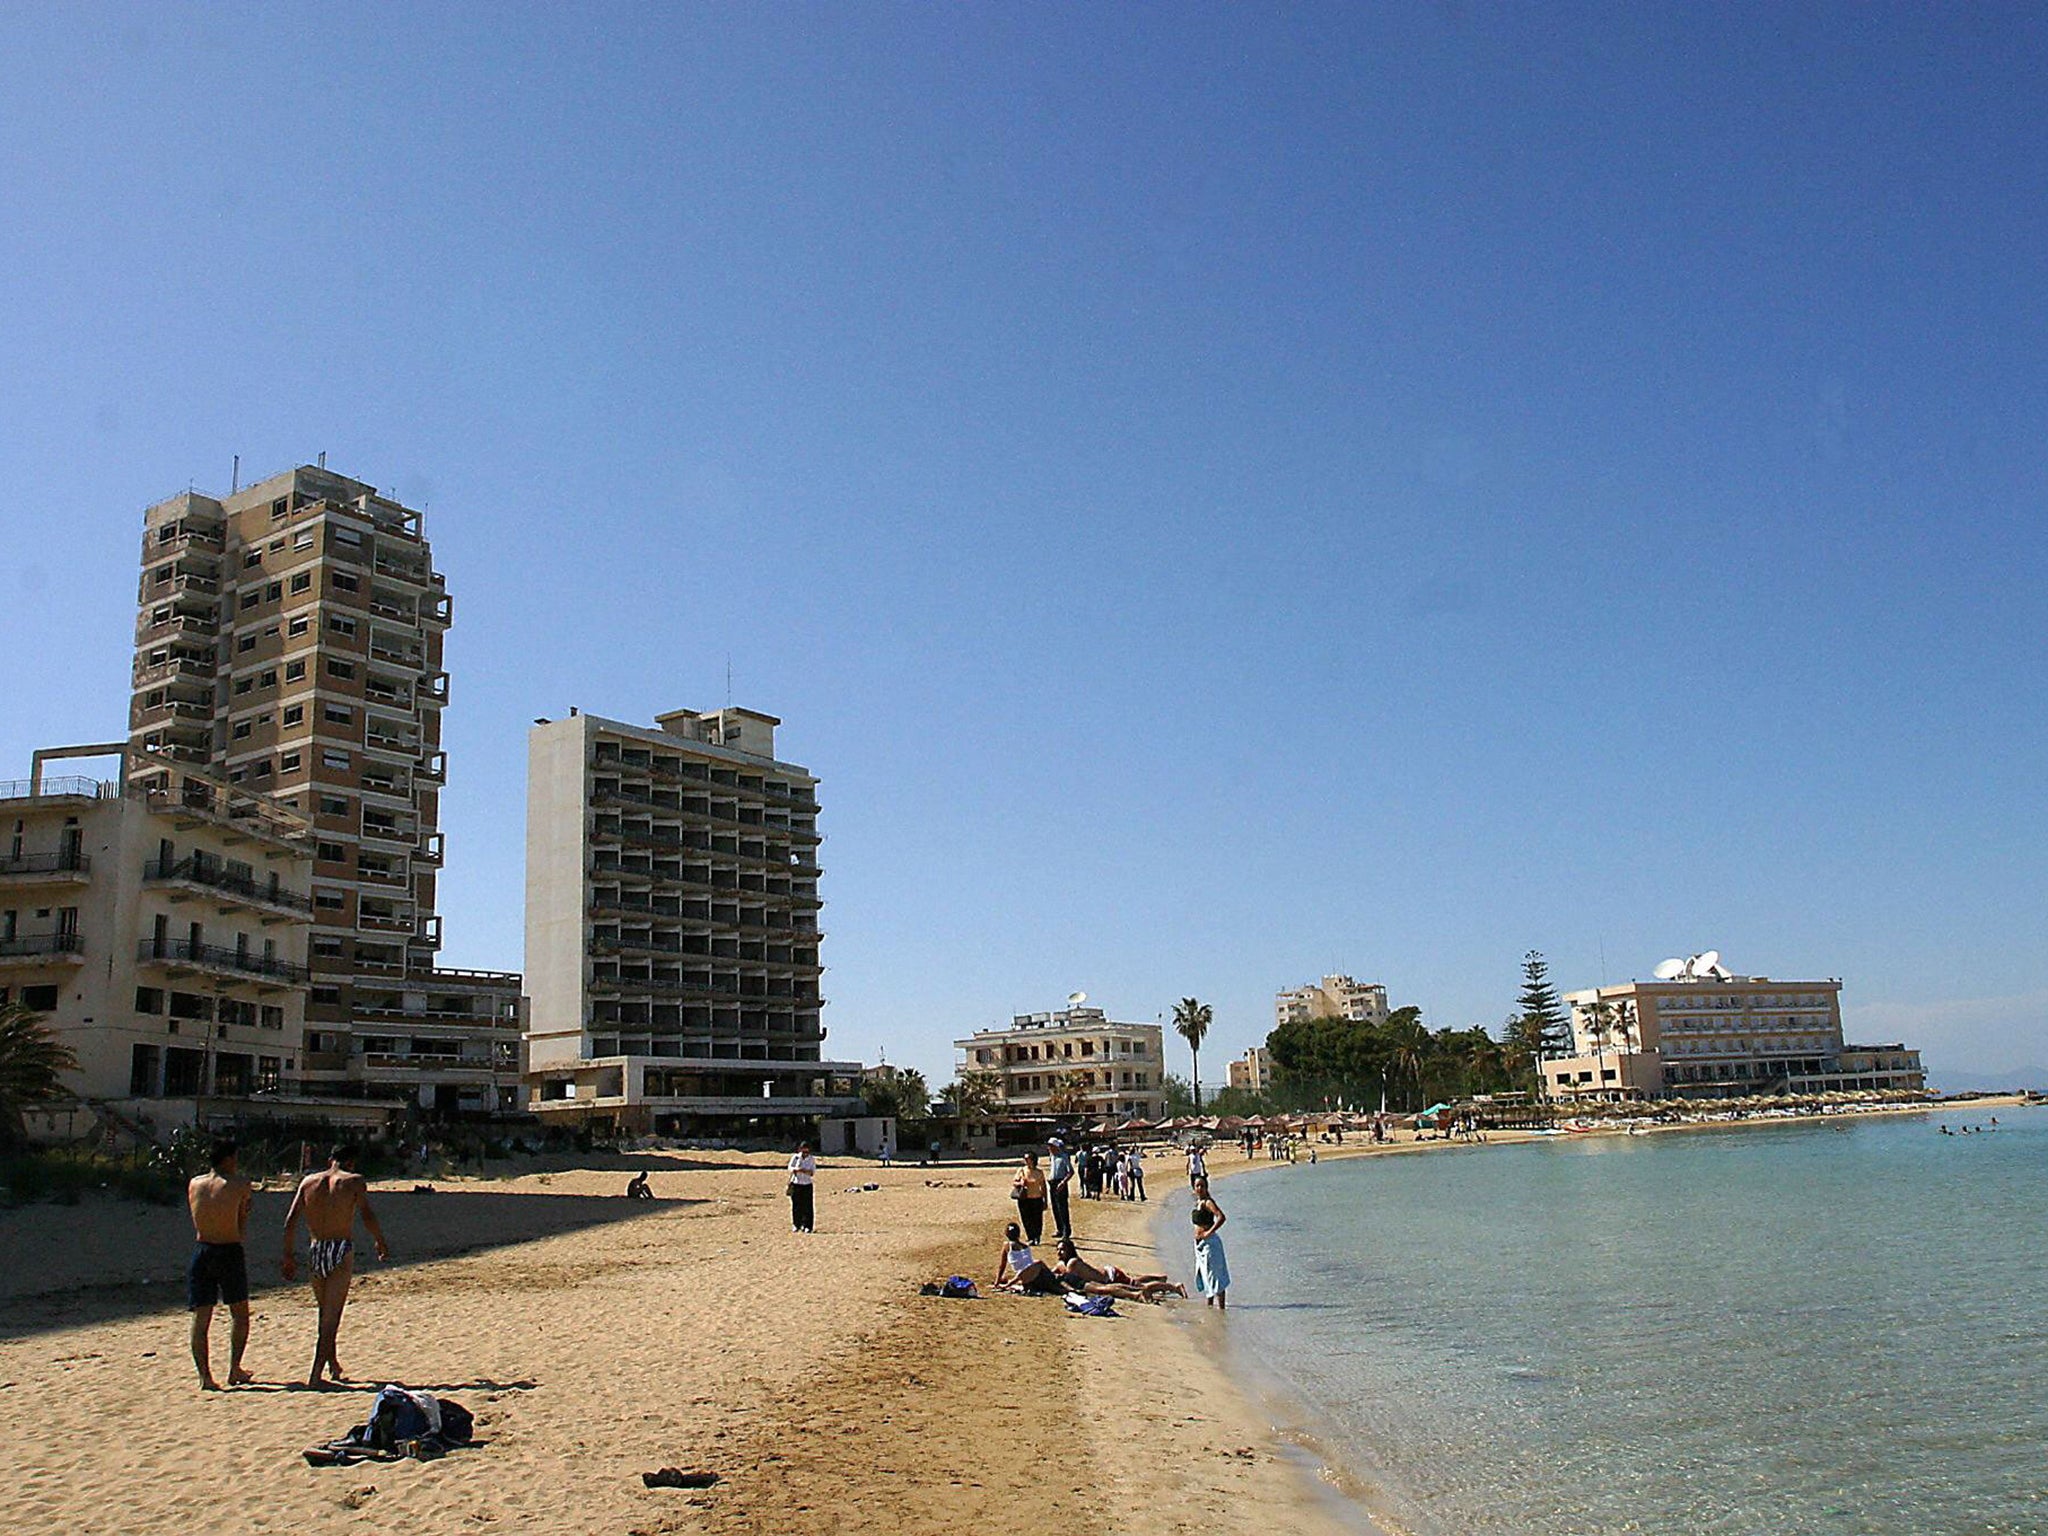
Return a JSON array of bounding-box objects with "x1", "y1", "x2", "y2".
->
[
  {"x1": 231, "y1": 454, "x2": 239, "y2": 494},
  {"x1": 726, "y1": 655, "x2": 733, "y2": 709},
  {"x1": 317, "y1": 451, "x2": 326, "y2": 469}
]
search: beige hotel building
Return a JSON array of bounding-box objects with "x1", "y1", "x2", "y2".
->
[
  {"x1": 1542, "y1": 967, "x2": 1925, "y2": 1100},
  {"x1": 955, "y1": 1006, "x2": 1166, "y2": 1122}
]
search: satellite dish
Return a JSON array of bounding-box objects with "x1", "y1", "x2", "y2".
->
[
  {"x1": 1653, "y1": 958, "x2": 1687, "y2": 980},
  {"x1": 1696, "y1": 950, "x2": 1720, "y2": 973},
  {"x1": 1067, "y1": 991, "x2": 1087, "y2": 1008}
]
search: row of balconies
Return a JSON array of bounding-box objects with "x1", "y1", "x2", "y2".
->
[
  {"x1": 0, "y1": 931, "x2": 85, "y2": 963},
  {"x1": 592, "y1": 784, "x2": 820, "y2": 841},
  {"x1": 137, "y1": 937, "x2": 308, "y2": 986},
  {"x1": 589, "y1": 883, "x2": 819, "y2": 918},
  {"x1": 0, "y1": 850, "x2": 90, "y2": 880},
  {"x1": 599, "y1": 821, "x2": 821, "y2": 876},
  {"x1": 143, "y1": 856, "x2": 312, "y2": 916},
  {"x1": 593, "y1": 749, "x2": 818, "y2": 812}
]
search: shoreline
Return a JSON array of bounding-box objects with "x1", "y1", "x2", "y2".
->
[{"x1": 1139, "y1": 1091, "x2": 2039, "y2": 1536}]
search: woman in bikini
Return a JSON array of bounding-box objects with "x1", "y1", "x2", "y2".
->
[
  {"x1": 1191, "y1": 1176, "x2": 1230, "y2": 1310},
  {"x1": 1052, "y1": 1238, "x2": 1187, "y2": 1301},
  {"x1": 995, "y1": 1221, "x2": 1065, "y2": 1295}
]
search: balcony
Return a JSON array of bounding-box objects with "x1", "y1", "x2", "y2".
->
[
  {"x1": 419, "y1": 672, "x2": 449, "y2": 705},
  {"x1": 369, "y1": 639, "x2": 424, "y2": 668},
  {"x1": 0, "y1": 851, "x2": 90, "y2": 881},
  {"x1": 143, "y1": 857, "x2": 312, "y2": 916},
  {"x1": 359, "y1": 818, "x2": 419, "y2": 849},
  {"x1": 0, "y1": 932, "x2": 86, "y2": 965},
  {"x1": 136, "y1": 938, "x2": 307, "y2": 986},
  {"x1": 415, "y1": 752, "x2": 447, "y2": 785},
  {"x1": 132, "y1": 654, "x2": 214, "y2": 689},
  {"x1": 413, "y1": 832, "x2": 445, "y2": 867}
]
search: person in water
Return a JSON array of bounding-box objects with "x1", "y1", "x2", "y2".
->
[{"x1": 1191, "y1": 1175, "x2": 1230, "y2": 1310}]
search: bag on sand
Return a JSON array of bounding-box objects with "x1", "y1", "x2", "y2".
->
[{"x1": 1063, "y1": 1293, "x2": 1116, "y2": 1318}]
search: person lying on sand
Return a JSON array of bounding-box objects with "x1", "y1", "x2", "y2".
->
[{"x1": 1053, "y1": 1238, "x2": 1187, "y2": 1301}]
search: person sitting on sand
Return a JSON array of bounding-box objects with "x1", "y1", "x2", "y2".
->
[
  {"x1": 995, "y1": 1221, "x2": 1066, "y2": 1295},
  {"x1": 281, "y1": 1144, "x2": 390, "y2": 1388},
  {"x1": 187, "y1": 1137, "x2": 255, "y2": 1391},
  {"x1": 1052, "y1": 1238, "x2": 1187, "y2": 1301},
  {"x1": 624, "y1": 1171, "x2": 654, "y2": 1200}
]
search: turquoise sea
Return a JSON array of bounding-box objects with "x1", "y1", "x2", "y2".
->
[{"x1": 1166, "y1": 1106, "x2": 2048, "y2": 1536}]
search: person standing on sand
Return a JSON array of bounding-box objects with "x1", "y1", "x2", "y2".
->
[
  {"x1": 1048, "y1": 1137, "x2": 1075, "y2": 1240},
  {"x1": 788, "y1": 1140, "x2": 818, "y2": 1232},
  {"x1": 186, "y1": 1137, "x2": 254, "y2": 1391},
  {"x1": 1191, "y1": 1176, "x2": 1230, "y2": 1310},
  {"x1": 1011, "y1": 1151, "x2": 1048, "y2": 1244},
  {"x1": 1186, "y1": 1141, "x2": 1207, "y2": 1189},
  {"x1": 1127, "y1": 1143, "x2": 1146, "y2": 1202},
  {"x1": 280, "y1": 1145, "x2": 389, "y2": 1388}
]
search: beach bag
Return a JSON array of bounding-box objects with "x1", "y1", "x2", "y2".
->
[
  {"x1": 438, "y1": 1398, "x2": 474, "y2": 1444},
  {"x1": 1063, "y1": 1293, "x2": 1116, "y2": 1317},
  {"x1": 941, "y1": 1275, "x2": 977, "y2": 1299}
]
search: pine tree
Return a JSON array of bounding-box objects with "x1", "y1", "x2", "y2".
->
[{"x1": 1514, "y1": 950, "x2": 1570, "y2": 1060}]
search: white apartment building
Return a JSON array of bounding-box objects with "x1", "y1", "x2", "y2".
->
[
  {"x1": 1, "y1": 748, "x2": 313, "y2": 1112},
  {"x1": 955, "y1": 1006, "x2": 1166, "y2": 1122},
  {"x1": 1542, "y1": 964, "x2": 1926, "y2": 1099},
  {"x1": 1275, "y1": 975, "x2": 1389, "y2": 1029},
  {"x1": 1227, "y1": 1046, "x2": 1271, "y2": 1094},
  {"x1": 524, "y1": 708, "x2": 862, "y2": 1133}
]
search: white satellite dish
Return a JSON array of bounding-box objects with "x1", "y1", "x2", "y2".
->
[
  {"x1": 1696, "y1": 950, "x2": 1720, "y2": 974},
  {"x1": 1653, "y1": 958, "x2": 1687, "y2": 980},
  {"x1": 1067, "y1": 991, "x2": 1087, "y2": 1008}
]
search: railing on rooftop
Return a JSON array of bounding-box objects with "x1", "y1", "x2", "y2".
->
[{"x1": 0, "y1": 776, "x2": 117, "y2": 803}]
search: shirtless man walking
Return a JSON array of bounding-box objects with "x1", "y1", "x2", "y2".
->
[
  {"x1": 280, "y1": 1144, "x2": 389, "y2": 1388},
  {"x1": 187, "y1": 1137, "x2": 255, "y2": 1390}
]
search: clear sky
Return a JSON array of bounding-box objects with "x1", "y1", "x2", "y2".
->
[{"x1": 3, "y1": 5, "x2": 2043, "y2": 1090}]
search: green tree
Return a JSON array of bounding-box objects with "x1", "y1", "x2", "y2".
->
[
  {"x1": 939, "y1": 1069, "x2": 1002, "y2": 1127},
  {"x1": 1513, "y1": 951, "x2": 1571, "y2": 1061},
  {"x1": 1205, "y1": 1084, "x2": 1275, "y2": 1118},
  {"x1": 861, "y1": 1067, "x2": 931, "y2": 1123},
  {"x1": 1044, "y1": 1070, "x2": 1093, "y2": 1115},
  {"x1": 0, "y1": 1002, "x2": 78, "y2": 1149},
  {"x1": 1173, "y1": 997, "x2": 1214, "y2": 1109},
  {"x1": 1160, "y1": 1073, "x2": 1198, "y2": 1117}
]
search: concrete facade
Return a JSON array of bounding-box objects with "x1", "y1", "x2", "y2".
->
[
  {"x1": 1, "y1": 753, "x2": 311, "y2": 1109},
  {"x1": 1227, "y1": 1046, "x2": 1271, "y2": 1094},
  {"x1": 523, "y1": 709, "x2": 861, "y2": 1132},
  {"x1": 126, "y1": 467, "x2": 522, "y2": 1114},
  {"x1": 1275, "y1": 975, "x2": 1389, "y2": 1030},
  {"x1": 1542, "y1": 970, "x2": 1926, "y2": 1099},
  {"x1": 955, "y1": 1007, "x2": 1166, "y2": 1122}
]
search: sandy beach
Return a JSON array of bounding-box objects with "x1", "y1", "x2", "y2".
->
[{"x1": 0, "y1": 1150, "x2": 1349, "y2": 1536}]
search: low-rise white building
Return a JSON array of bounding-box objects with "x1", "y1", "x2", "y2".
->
[
  {"x1": 955, "y1": 1006, "x2": 1165, "y2": 1122},
  {"x1": 2, "y1": 748, "x2": 313, "y2": 1113}
]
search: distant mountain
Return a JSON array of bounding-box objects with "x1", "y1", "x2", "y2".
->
[{"x1": 1928, "y1": 1065, "x2": 2048, "y2": 1094}]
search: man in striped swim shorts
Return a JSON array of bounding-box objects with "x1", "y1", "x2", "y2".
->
[{"x1": 281, "y1": 1145, "x2": 389, "y2": 1388}]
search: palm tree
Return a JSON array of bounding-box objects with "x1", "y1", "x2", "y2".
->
[
  {"x1": 940, "y1": 1069, "x2": 1001, "y2": 1127},
  {"x1": 1044, "y1": 1070, "x2": 1093, "y2": 1116},
  {"x1": 1172, "y1": 998, "x2": 1213, "y2": 1110},
  {"x1": 0, "y1": 1002, "x2": 78, "y2": 1148}
]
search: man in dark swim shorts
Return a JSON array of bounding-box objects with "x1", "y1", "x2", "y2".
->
[{"x1": 186, "y1": 1137, "x2": 255, "y2": 1389}]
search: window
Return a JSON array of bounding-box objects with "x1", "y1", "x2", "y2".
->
[
  {"x1": 284, "y1": 660, "x2": 306, "y2": 682},
  {"x1": 250, "y1": 760, "x2": 272, "y2": 779},
  {"x1": 323, "y1": 705, "x2": 353, "y2": 724},
  {"x1": 270, "y1": 497, "x2": 288, "y2": 520},
  {"x1": 327, "y1": 616, "x2": 357, "y2": 638},
  {"x1": 237, "y1": 634, "x2": 256, "y2": 653},
  {"x1": 135, "y1": 987, "x2": 164, "y2": 1013},
  {"x1": 327, "y1": 659, "x2": 355, "y2": 679},
  {"x1": 314, "y1": 889, "x2": 347, "y2": 910},
  {"x1": 321, "y1": 749, "x2": 350, "y2": 770},
  {"x1": 241, "y1": 592, "x2": 260, "y2": 612},
  {"x1": 335, "y1": 526, "x2": 363, "y2": 547},
  {"x1": 312, "y1": 936, "x2": 345, "y2": 958},
  {"x1": 268, "y1": 538, "x2": 284, "y2": 553},
  {"x1": 264, "y1": 581, "x2": 281, "y2": 601},
  {"x1": 294, "y1": 530, "x2": 314, "y2": 551},
  {"x1": 234, "y1": 677, "x2": 253, "y2": 696},
  {"x1": 279, "y1": 752, "x2": 301, "y2": 772},
  {"x1": 282, "y1": 704, "x2": 304, "y2": 726},
  {"x1": 316, "y1": 841, "x2": 347, "y2": 863},
  {"x1": 333, "y1": 572, "x2": 358, "y2": 592},
  {"x1": 290, "y1": 572, "x2": 312, "y2": 594},
  {"x1": 318, "y1": 795, "x2": 349, "y2": 816},
  {"x1": 243, "y1": 550, "x2": 262, "y2": 569},
  {"x1": 259, "y1": 669, "x2": 277, "y2": 688},
  {"x1": 20, "y1": 984, "x2": 59, "y2": 1011},
  {"x1": 231, "y1": 720, "x2": 252, "y2": 740},
  {"x1": 287, "y1": 617, "x2": 309, "y2": 638}
]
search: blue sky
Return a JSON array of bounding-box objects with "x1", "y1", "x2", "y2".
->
[{"x1": 2, "y1": 5, "x2": 2043, "y2": 1088}]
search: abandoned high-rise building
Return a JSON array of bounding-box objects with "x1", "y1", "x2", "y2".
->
[{"x1": 127, "y1": 465, "x2": 523, "y2": 1114}]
